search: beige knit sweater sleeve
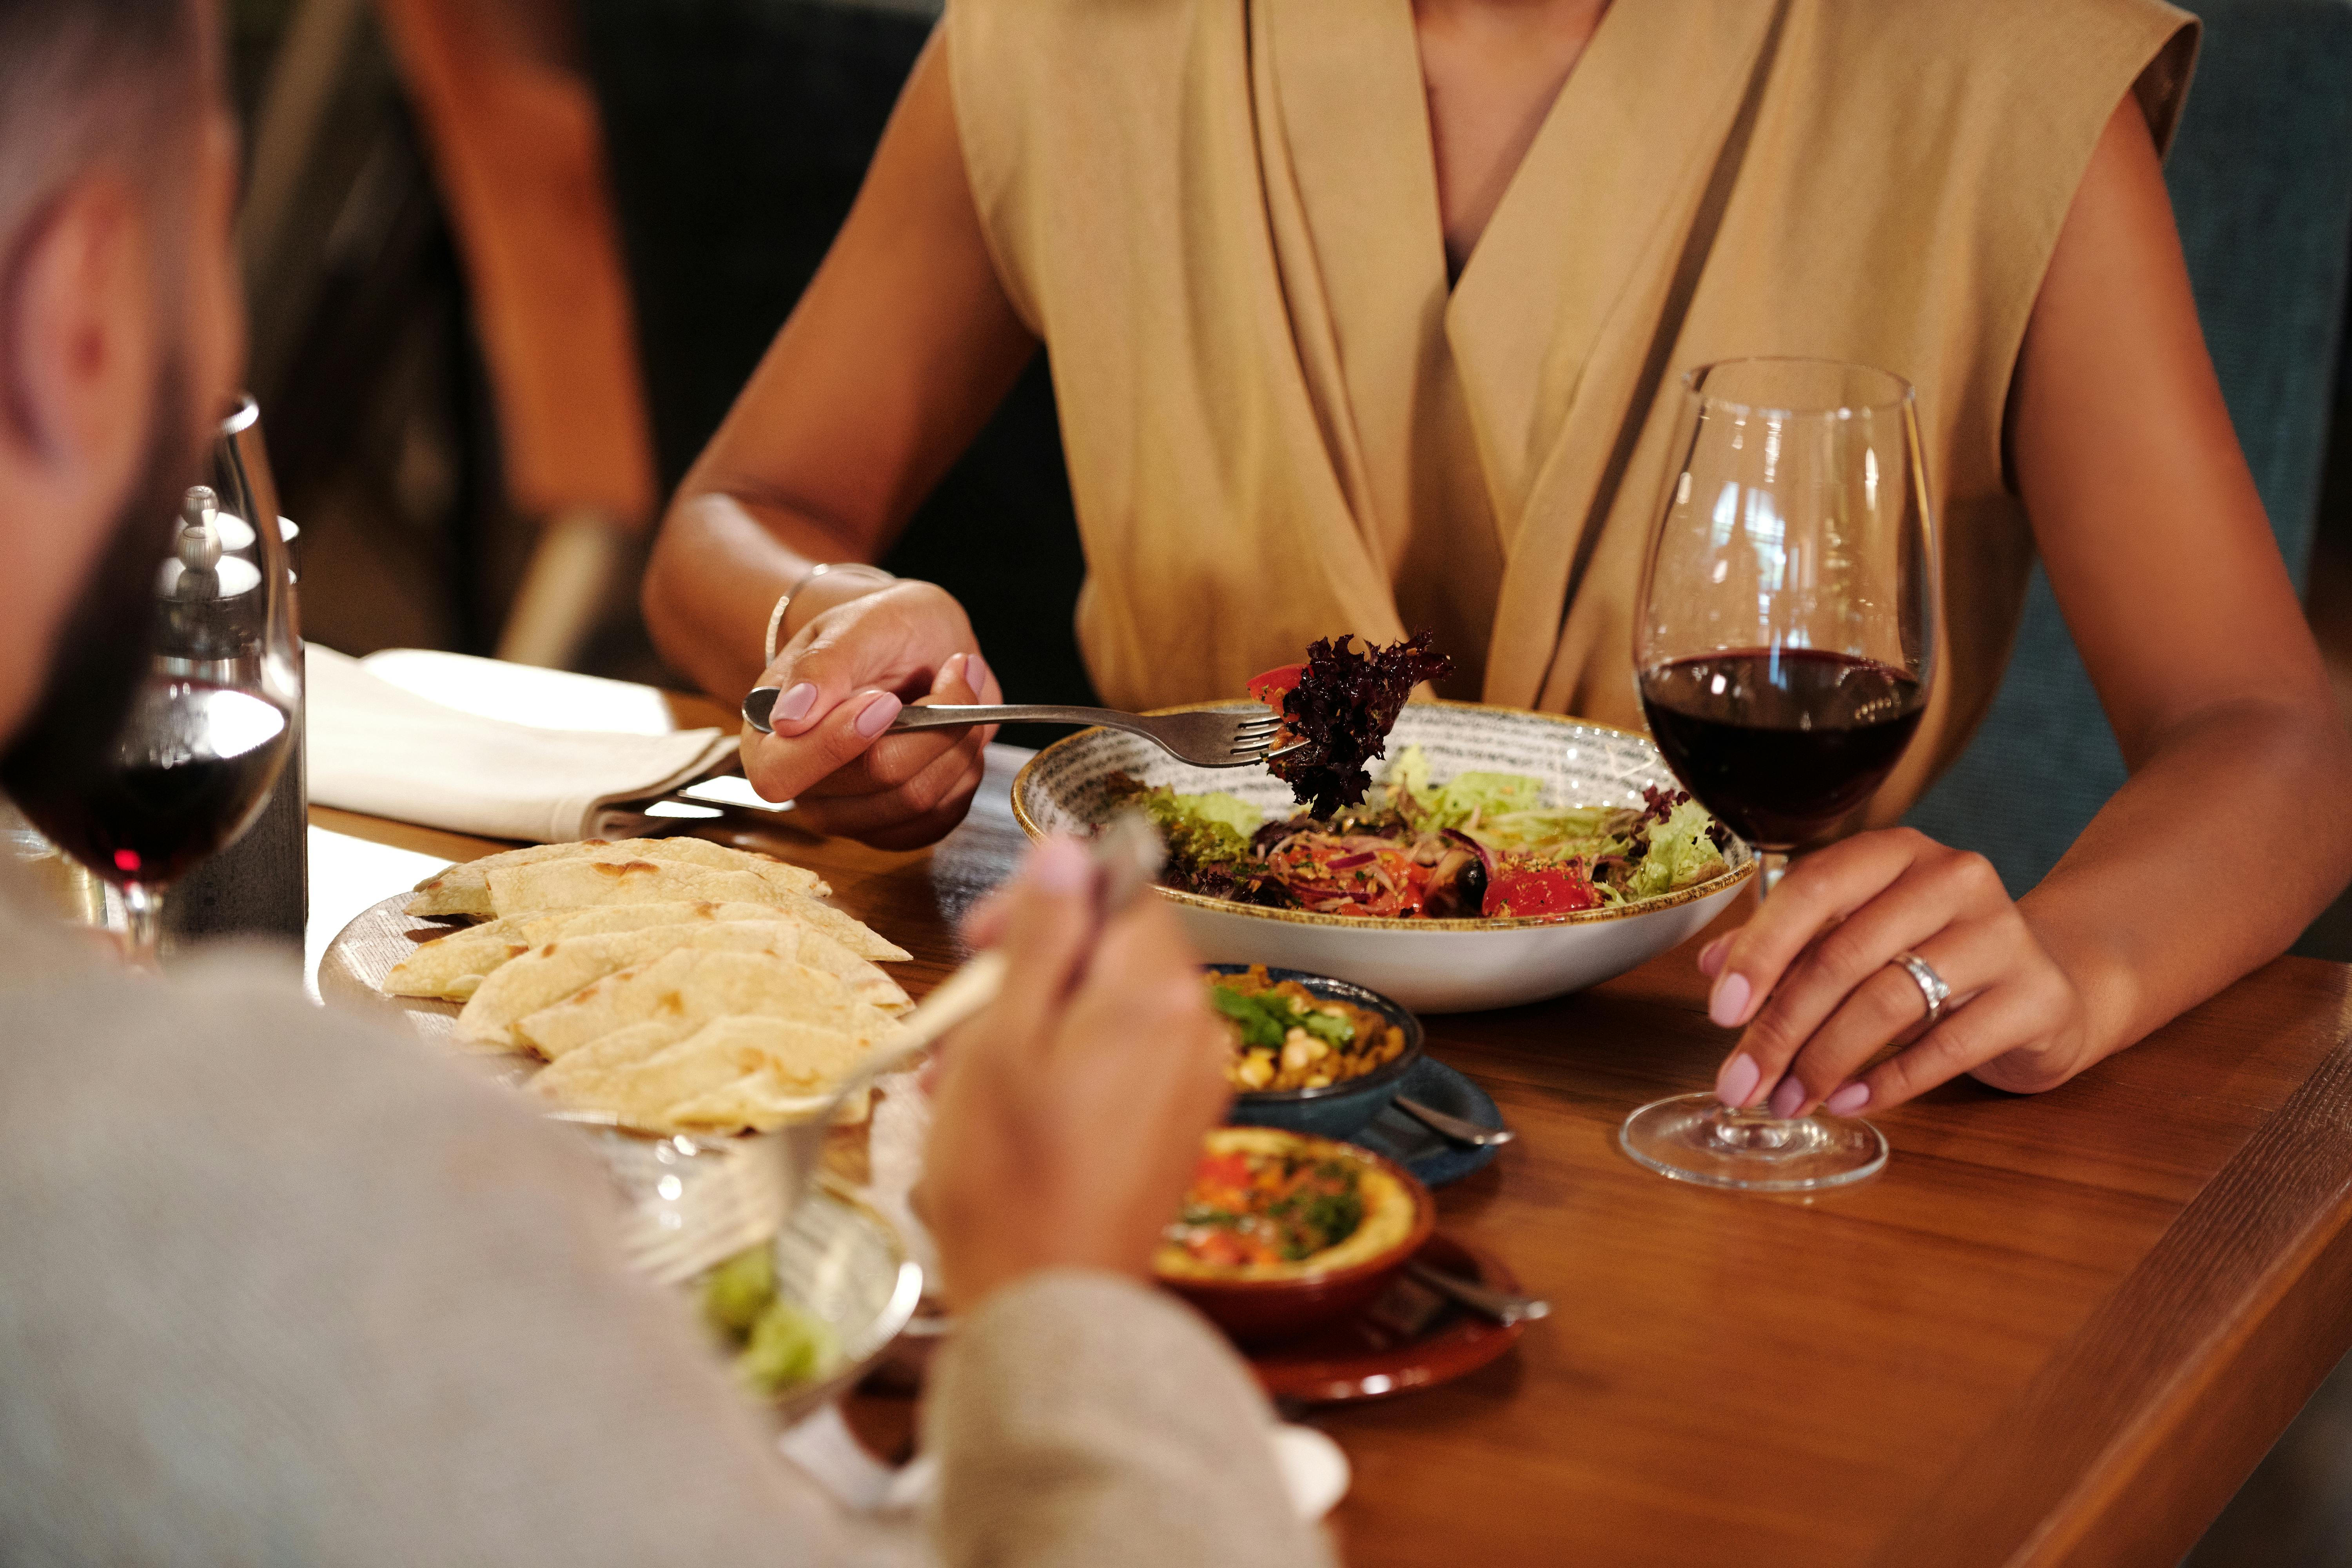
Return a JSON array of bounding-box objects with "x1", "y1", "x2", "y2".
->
[{"x1": 0, "y1": 894, "x2": 1330, "y2": 1567}]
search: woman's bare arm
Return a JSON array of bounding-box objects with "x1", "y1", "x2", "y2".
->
[
  {"x1": 641, "y1": 32, "x2": 1039, "y2": 845},
  {"x1": 2000, "y1": 93, "x2": 2352, "y2": 1067},
  {"x1": 1698, "y1": 96, "x2": 2352, "y2": 1115}
]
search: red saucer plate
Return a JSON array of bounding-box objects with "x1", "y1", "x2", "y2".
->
[{"x1": 1247, "y1": 1233, "x2": 1525, "y2": 1403}]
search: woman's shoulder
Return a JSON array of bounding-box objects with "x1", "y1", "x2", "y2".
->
[
  {"x1": 1806, "y1": 0, "x2": 2190, "y2": 57},
  {"x1": 1798, "y1": 0, "x2": 2196, "y2": 144}
]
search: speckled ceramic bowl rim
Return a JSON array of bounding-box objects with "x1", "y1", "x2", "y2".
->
[
  {"x1": 1012, "y1": 698, "x2": 1755, "y2": 931},
  {"x1": 1152, "y1": 1131, "x2": 1437, "y2": 1292},
  {"x1": 1205, "y1": 964, "x2": 1425, "y2": 1106}
]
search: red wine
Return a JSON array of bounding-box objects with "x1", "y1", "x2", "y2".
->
[
  {"x1": 1640, "y1": 650, "x2": 1923, "y2": 850},
  {"x1": 9, "y1": 681, "x2": 291, "y2": 887}
]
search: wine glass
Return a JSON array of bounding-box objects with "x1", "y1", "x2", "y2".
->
[
  {"x1": 1619, "y1": 358, "x2": 1938, "y2": 1192},
  {"x1": 1, "y1": 396, "x2": 301, "y2": 966}
]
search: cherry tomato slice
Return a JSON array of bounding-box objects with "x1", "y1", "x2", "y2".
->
[
  {"x1": 1483, "y1": 866, "x2": 1599, "y2": 918},
  {"x1": 1246, "y1": 663, "x2": 1305, "y2": 707}
]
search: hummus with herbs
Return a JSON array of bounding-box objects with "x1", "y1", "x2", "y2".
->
[{"x1": 1154, "y1": 1128, "x2": 1417, "y2": 1281}]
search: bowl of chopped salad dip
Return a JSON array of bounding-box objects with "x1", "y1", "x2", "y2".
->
[
  {"x1": 1014, "y1": 699, "x2": 1755, "y2": 1011},
  {"x1": 1208, "y1": 964, "x2": 1423, "y2": 1139},
  {"x1": 1154, "y1": 1127, "x2": 1434, "y2": 1343},
  {"x1": 697, "y1": 1182, "x2": 923, "y2": 1422}
]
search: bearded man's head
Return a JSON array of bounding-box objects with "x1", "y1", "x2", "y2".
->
[{"x1": 0, "y1": 0, "x2": 242, "y2": 774}]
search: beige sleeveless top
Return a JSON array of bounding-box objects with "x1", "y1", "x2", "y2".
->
[{"x1": 946, "y1": 0, "x2": 2195, "y2": 817}]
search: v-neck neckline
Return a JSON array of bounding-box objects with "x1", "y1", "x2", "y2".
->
[
  {"x1": 1253, "y1": 0, "x2": 1782, "y2": 693},
  {"x1": 1415, "y1": 2, "x2": 1621, "y2": 295}
]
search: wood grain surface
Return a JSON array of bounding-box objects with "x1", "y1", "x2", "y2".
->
[{"x1": 309, "y1": 718, "x2": 2352, "y2": 1568}]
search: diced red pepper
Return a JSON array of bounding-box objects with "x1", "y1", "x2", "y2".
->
[
  {"x1": 1194, "y1": 1150, "x2": 1254, "y2": 1196},
  {"x1": 1483, "y1": 866, "x2": 1599, "y2": 918},
  {"x1": 1186, "y1": 1230, "x2": 1252, "y2": 1268}
]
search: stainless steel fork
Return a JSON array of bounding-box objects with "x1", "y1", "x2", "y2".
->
[{"x1": 741, "y1": 691, "x2": 1302, "y2": 769}]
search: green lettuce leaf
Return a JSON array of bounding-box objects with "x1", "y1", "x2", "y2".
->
[{"x1": 1629, "y1": 798, "x2": 1726, "y2": 899}]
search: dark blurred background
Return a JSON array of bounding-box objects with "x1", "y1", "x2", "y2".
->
[
  {"x1": 227, "y1": 0, "x2": 1091, "y2": 739},
  {"x1": 226, "y1": 1, "x2": 2352, "y2": 1561}
]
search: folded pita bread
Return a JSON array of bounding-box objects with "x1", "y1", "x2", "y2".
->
[
  {"x1": 406, "y1": 837, "x2": 827, "y2": 918},
  {"x1": 531, "y1": 1016, "x2": 871, "y2": 1132},
  {"x1": 454, "y1": 921, "x2": 909, "y2": 1049},
  {"x1": 515, "y1": 948, "x2": 902, "y2": 1059},
  {"x1": 384, "y1": 898, "x2": 907, "y2": 1001},
  {"x1": 481, "y1": 859, "x2": 836, "y2": 919}
]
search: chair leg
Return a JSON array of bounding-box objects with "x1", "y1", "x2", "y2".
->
[{"x1": 494, "y1": 507, "x2": 632, "y2": 669}]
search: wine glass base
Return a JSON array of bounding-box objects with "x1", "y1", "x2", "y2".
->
[{"x1": 1619, "y1": 1092, "x2": 1887, "y2": 1192}]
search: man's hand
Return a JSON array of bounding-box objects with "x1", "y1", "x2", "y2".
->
[
  {"x1": 918, "y1": 837, "x2": 1232, "y2": 1310},
  {"x1": 741, "y1": 580, "x2": 1002, "y2": 851}
]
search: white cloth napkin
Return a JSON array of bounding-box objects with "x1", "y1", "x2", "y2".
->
[
  {"x1": 304, "y1": 646, "x2": 737, "y2": 842},
  {"x1": 776, "y1": 1405, "x2": 1350, "y2": 1522}
]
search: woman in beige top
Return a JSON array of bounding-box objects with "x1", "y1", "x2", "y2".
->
[{"x1": 642, "y1": 1, "x2": 2352, "y2": 1122}]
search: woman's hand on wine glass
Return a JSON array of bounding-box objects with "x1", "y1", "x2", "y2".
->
[
  {"x1": 741, "y1": 580, "x2": 1003, "y2": 850},
  {"x1": 1699, "y1": 828, "x2": 2098, "y2": 1116}
]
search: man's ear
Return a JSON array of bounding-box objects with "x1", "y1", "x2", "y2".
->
[{"x1": 0, "y1": 173, "x2": 157, "y2": 502}]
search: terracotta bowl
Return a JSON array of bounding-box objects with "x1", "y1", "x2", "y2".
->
[{"x1": 1155, "y1": 1132, "x2": 1437, "y2": 1346}]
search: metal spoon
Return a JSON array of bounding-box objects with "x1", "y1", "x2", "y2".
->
[
  {"x1": 1393, "y1": 1093, "x2": 1515, "y2": 1148},
  {"x1": 1405, "y1": 1261, "x2": 1550, "y2": 1326}
]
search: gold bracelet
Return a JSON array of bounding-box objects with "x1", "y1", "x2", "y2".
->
[{"x1": 763, "y1": 562, "x2": 895, "y2": 665}]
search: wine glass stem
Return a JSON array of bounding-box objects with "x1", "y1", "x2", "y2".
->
[
  {"x1": 119, "y1": 880, "x2": 163, "y2": 969},
  {"x1": 1756, "y1": 849, "x2": 1791, "y2": 898}
]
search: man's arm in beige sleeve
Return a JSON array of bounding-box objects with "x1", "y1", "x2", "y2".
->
[{"x1": 926, "y1": 1270, "x2": 1338, "y2": 1568}]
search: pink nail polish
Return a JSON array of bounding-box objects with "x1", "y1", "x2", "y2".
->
[
  {"x1": 1823, "y1": 1082, "x2": 1871, "y2": 1116},
  {"x1": 1715, "y1": 1051, "x2": 1760, "y2": 1107},
  {"x1": 1698, "y1": 937, "x2": 1728, "y2": 978},
  {"x1": 1708, "y1": 972, "x2": 1750, "y2": 1028},
  {"x1": 1768, "y1": 1074, "x2": 1806, "y2": 1119},
  {"x1": 774, "y1": 682, "x2": 818, "y2": 724},
  {"x1": 854, "y1": 692, "x2": 902, "y2": 738},
  {"x1": 967, "y1": 651, "x2": 988, "y2": 693}
]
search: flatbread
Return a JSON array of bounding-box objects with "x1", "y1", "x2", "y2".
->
[
  {"x1": 453, "y1": 921, "x2": 908, "y2": 1050},
  {"x1": 482, "y1": 860, "x2": 824, "y2": 919},
  {"x1": 384, "y1": 898, "x2": 906, "y2": 1001},
  {"x1": 406, "y1": 837, "x2": 828, "y2": 918},
  {"x1": 741, "y1": 891, "x2": 910, "y2": 964},
  {"x1": 531, "y1": 1015, "x2": 871, "y2": 1132},
  {"x1": 515, "y1": 948, "x2": 902, "y2": 1060}
]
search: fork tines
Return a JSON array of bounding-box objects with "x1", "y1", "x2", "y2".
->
[{"x1": 1229, "y1": 715, "x2": 1281, "y2": 760}]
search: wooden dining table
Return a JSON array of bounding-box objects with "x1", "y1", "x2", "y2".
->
[{"x1": 304, "y1": 686, "x2": 2352, "y2": 1568}]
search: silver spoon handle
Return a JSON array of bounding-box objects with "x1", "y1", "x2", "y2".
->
[{"x1": 1393, "y1": 1093, "x2": 1515, "y2": 1148}]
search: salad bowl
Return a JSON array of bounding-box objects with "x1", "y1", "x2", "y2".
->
[{"x1": 1012, "y1": 701, "x2": 1753, "y2": 1012}]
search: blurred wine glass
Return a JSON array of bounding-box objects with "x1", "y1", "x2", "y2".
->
[
  {"x1": 1619, "y1": 358, "x2": 1937, "y2": 1191},
  {"x1": 2, "y1": 397, "x2": 301, "y2": 966}
]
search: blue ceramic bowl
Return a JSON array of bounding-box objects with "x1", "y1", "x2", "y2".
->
[{"x1": 1209, "y1": 965, "x2": 1426, "y2": 1140}]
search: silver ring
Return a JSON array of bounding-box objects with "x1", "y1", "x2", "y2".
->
[{"x1": 1893, "y1": 951, "x2": 1951, "y2": 1026}]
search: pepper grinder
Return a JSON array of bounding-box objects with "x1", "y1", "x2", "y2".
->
[{"x1": 163, "y1": 400, "x2": 308, "y2": 951}]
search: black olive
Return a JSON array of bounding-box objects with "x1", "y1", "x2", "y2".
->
[{"x1": 1425, "y1": 846, "x2": 1489, "y2": 918}]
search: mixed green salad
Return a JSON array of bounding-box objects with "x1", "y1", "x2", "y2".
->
[{"x1": 1105, "y1": 745, "x2": 1731, "y2": 919}]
